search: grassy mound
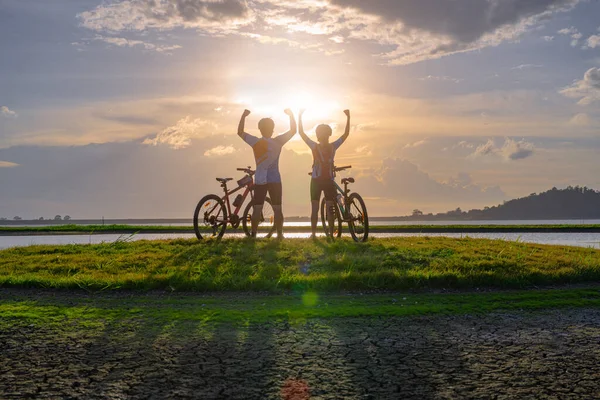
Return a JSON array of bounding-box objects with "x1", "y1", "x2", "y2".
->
[{"x1": 0, "y1": 237, "x2": 599, "y2": 291}]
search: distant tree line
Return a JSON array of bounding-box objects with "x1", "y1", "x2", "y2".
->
[
  {"x1": 0, "y1": 215, "x2": 71, "y2": 221},
  {"x1": 405, "y1": 186, "x2": 600, "y2": 220}
]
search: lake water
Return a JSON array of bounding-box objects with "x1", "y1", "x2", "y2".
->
[
  {"x1": 2, "y1": 219, "x2": 600, "y2": 227},
  {"x1": 1, "y1": 232, "x2": 599, "y2": 250}
]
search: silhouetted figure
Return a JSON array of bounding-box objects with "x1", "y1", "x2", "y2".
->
[
  {"x1": 237, "y1": 109, "x2": 297, "y2": 239},
  {"x1": 298, "y1": 109, "x2": 351, "y2": 238}
]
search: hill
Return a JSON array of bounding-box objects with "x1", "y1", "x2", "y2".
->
[{"x1": 407, "y1": 186, "x2": 600, "y2": 220}]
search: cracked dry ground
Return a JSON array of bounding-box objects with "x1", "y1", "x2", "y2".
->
[{"x1": 2, "y1": 309, "x2": 600, "y2": 399}]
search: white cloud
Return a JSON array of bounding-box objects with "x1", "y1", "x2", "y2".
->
[
  {"x1": 455, "y1": 140, "x2": 474, "y2": 149},
  {"x1": 143, "y1": 116, "x2": 217, "y2": 149},
  {"x1": 542, "y1": 35, "x2": 554, "y2": 41},
  {"x1": 558, "y1": 25, "x2": 583, "y2": 46},
  {"x1": 586, "y1": 35, "x2": 600, "y2": 49},
  {"x1": 0, "y1": 161, "x2": 19, "y2": 168},
  {"x1": 471, "y1": 138, "x2": 534, "y2": 161},
  {"x1": 78, "y1": 0, "x2": 582, "y2": 65},
  {"x1": 204, "y1": 145, "x2": 237, "y2": 157},
  {"x1": 500, "y1": 138, "x2": 534, "y2": 160},
  {"x1": 473, "y1": 139, "x2": 496, "y2": 157},
  {"x1": 356, "y1": 121, "x2": 379, "y2": 132},
  {"x1": 419, "y1": 75, "x2": 463, "y2": 83},
  {"x1": 558, "y1": 26, "x2": 578, "y2": 35},
  {"x1": 77, "y1": 0, "x2": 252, "y2": 33},
  {"x1": 511, "y1": 64, "x2": 544, "y2": 70},
  {"x1": 403, "y1": 139, "x2": 428, "y2": 149},
  {"x1": 560, "y1": 67, "x2": 600, "y2": 105},
  {"x1": 355, "y1": 145, "x2": 373, "y2": 156},
  {"x1": 74, "y1": 35, "x2": 182, "y2": 53},
  {"x1": 1, "y1": 106, "x2": 17, "y2": 118},
  {"x1": 569, "y1": 113, "x2": 592, "y2": 126}
]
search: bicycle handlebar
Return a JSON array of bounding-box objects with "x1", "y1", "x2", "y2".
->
[
  {"x1": 237, "y1": 167, "x2": 255, "y2": 175},
  {"x1": 334, "y1": 165, "x2": 352, "y2": 172}
]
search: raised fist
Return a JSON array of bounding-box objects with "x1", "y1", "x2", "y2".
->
[
  {"x1": 284, "y1": 108, "x2": 294, "y2": 116},
  {"x1": 242, "y1": 109, "x2": 251, "y2": 117},
  {"x1": 343, "y1": 109, "x2": 350, "y2": 117}
]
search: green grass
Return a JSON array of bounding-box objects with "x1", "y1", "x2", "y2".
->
[
  {"x1": 0, "y1": 237, "x2": 599, "y2": 292},
  {"x1": 1, "y1": 288, "x2": 600, "y2": 328},
  {"x1": 1, "y1": 223, "x2": 600, "y2": 234}
]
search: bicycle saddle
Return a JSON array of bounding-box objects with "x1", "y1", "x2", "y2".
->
[
  {"x1": 341, "y1": 177, "x2": 355, "y2": 184},
  {"x1": 216, "y1": 178, "x2": 233, "y2": 183}
]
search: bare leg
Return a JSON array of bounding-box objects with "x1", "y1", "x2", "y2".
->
[
  {"x1": 273, "y1": 205, "x2": 284, "y2": 238},
  {"x1": 310, "y1": 200, "x2": 319, "y2": 237},
  {"x1": 326, "y1": 200, "x2": 335, "y2": 238},
  {"x1": 251, "y1": 204, "x2": 263, "y2": 237}
]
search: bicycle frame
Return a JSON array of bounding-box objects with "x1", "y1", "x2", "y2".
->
[
  {"x1": 332, "y1": 181, "x2": 347, "y2": 217},
  {"x1": 220, "y1": 182, "x2": 254, "y2": 220}
]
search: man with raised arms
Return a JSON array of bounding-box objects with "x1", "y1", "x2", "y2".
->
[{"x1": 237, "y1": 109, "x2": 297, "y2": 239}]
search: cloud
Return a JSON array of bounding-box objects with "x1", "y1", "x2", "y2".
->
[
  {"x1": 78, "y1": 0, "x2": 251, "y2": 32},
  {"x1": 569, "y1": 113, "x2": 592, "y2": 126},
  {"x1": 143, "y1": 116, "x2": 217, "y2": 149},
  {"x1": 586, "y1": 35, "x2": 600, "y2": 49},
  {"x1": 403, "y1": 139, "x2": 428, "y2": 149},
  {"x1": 330, "y1": 0, "x2": 580, "y2": 64},
  {"x1": 473, "y1": 139, "x2": 496, "y2": 157},
  {"x1": 355, "y1": 121, "x2": 379, "y2": 132},
  {"x1": 355, "y1": 145, "x2": 373, "y2": 156},
  {"x1": 471, "y1": 138, "x2": 535, "y2": 161},
  {"x1": 1, "y1": 106, "x2": 17, "y2": 118},
  {"x1": 419, "y1": 75, "x2": 463, "y2": 83},
  {"x1": 78, "y1": 0, "x2": 581, "y2": 65},
  {"x1": 96, "y1": 35, "x2": 182, "y2": 53},
  {"x1": 558, "y1": 25, "x2": 582, "y2": 46},
  {"x1": 455, "y1": 140, "x2": 474, "y2": 149},
  {"x1": 558, "y1": 26, "x2": 578, "y2": 35},
  {"x1": 0, "y1": 161, "x2": 19, "y2": 168},
  {"x1": 511, "y1": 64, "x2": 544, "y2": 70},
  {"x1": 560, "y1": 67, "x2": 600, "y2": 105},
  {"x1": 500, "y1": 138, "x2": 534, "y2": 160},
  {"x1": 542, "y1": 35, "x2": 554, "y2": 41},
  {"x1": 73, "y1": 35, "x2": 183, "y2": 53},
  {"x1": 204, "y1": 145, "x2": 237, "y2": 157},
  {"x1": 354, "y1": 158, "x2": 505, "y2": 209}
]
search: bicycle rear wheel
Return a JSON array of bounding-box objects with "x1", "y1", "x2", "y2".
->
[
  {"x1": 193, "y1": 194, "x2": 228, "y2": 240},
  {"x1": 320, "y1": 197, "x2": 342, "y2": 238},
  {"x1": 242, "y1": 197, "x2": 276, "y2": 238},
  {"x1": 347, "y1": 193, "x2": 369, "y2": 242}
]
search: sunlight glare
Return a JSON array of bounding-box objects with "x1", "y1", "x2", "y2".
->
[{"x1": 234, "y1": 86, "x2": 341, "y2": 121}]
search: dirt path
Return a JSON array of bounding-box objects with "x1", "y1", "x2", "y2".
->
[{"x1": 2, "y1": 305, "x2": 600, "y2": 399}]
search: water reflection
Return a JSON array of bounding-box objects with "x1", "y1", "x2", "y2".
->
[{"x1": 0, "y1": 232, "x2": 599, "y2": 250}]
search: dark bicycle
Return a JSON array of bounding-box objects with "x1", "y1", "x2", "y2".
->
[
  {"x1": 318, "y1": 165, "x2": 369, "y2": 242},
  {"x1": 193, "y1": 167, "x2": 276, "y2": 239}
]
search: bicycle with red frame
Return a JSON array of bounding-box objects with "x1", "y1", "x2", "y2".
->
[{"x1": 193, "y1": 167, "x2": 276, "y2": 239}]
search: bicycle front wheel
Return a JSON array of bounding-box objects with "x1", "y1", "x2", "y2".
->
[
  {"x1": 347, "y1": 193, "x2": 369, "y2": 242},
  {"x1": 193, "y1": 194, "x2": 228, "y2": 240},
  {"x1": 242, "y1": 197, "x2": 276, "y2": 238},
  {"x1": 320, "y1": 197, "x2": 342, "y2": 238}
]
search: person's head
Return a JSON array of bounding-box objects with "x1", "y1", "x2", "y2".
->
[
  {"x1": 316, "y1": 124, "x2": 333, "y2": 143},
  {"x1": 258, "y1": 118, "x2": 275, "y2": 138}
]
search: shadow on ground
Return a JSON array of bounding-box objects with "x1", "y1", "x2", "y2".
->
[{"x1": 1, "y1": 292, "x2": 600, "y2": 399}]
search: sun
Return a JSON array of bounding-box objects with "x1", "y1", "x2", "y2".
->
[{"x1": 234, "y1": 86, "x2": 341, "y2": 121}]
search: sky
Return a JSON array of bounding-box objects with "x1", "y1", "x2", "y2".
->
[{"x1": 1, "y1": 0, "x2": 600, "y2": 219}]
